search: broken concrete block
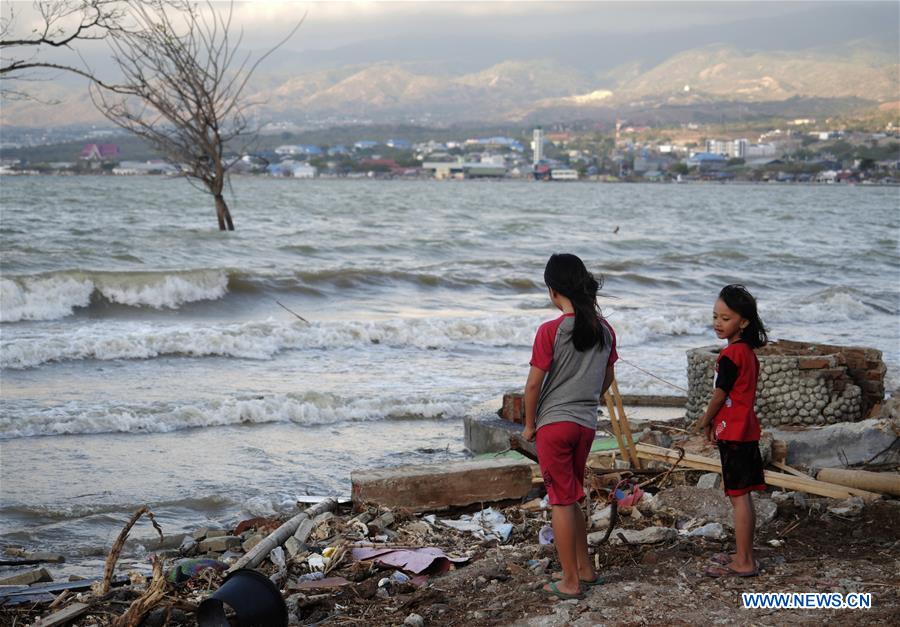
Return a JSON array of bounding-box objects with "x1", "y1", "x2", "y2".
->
[
  {"x1": 770, "y1": 418, "x2": 900, "y2": 468},
  {"x1": 198, "y1": 535, "x2": 242, "y2": 553},
  {"x1": 0, "y1": 568, "x2": 53, "y2": 585},
  {"x1": 604, "y1": 526, "x2": 677, "y2": 545},
  {"x1": 696, "y1": 473, "x2": 722, "y2": 490},
  {"x1": 241, "y1": 533, "x2": 265, "y2": 553},
  {"x1": 351, "y1": 459, "x2": 533, "y2": 512},
  {"x1": 284, "y1": 537, "x2": 305, "y2": 560},
  {"x1": 653, "y1": 487, "x2": 776, "y2": 530}
]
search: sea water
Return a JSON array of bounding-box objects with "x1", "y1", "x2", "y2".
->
[{"x1": 1, "y1": 176, "x2": 897, "y2": 577}]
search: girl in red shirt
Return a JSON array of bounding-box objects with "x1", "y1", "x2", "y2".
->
[{"x1": 693, "y1": 284, "x2": 768, "y2": 577}]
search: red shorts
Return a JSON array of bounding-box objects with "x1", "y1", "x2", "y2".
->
[{"x1": 535, "y1": 421, "x2": 595, "y2": 506}]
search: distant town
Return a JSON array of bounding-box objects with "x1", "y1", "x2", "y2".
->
[{"x1": 2, "y1": 117, "x2": 898, "y2": 184}]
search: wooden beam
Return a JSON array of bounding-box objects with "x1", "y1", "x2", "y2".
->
[
  {"x1": 32, "y1": 602, "x2": 90, "y2": 627},
  {"x1": 771, "y1": 460, "x2": 814, "y2": 479},
  {"x1": 636, "y1": 443, "x2": 881, "y2": 501},
  {"x1": 611, "y1": 379, "x2": 642, "y2": 469}
]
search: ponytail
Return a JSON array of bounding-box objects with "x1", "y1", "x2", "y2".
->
[{"x1": 544, "y1": 253, "x2": 605, "y2": 352}]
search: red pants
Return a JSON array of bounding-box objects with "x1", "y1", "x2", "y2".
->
[{"x1": 536, "y1": 421, "x2": 594, "y2": 506}]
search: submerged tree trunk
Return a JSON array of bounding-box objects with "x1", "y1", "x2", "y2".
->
[{"x1": 214, "y1": 193, "x2": 234, "y2": 231}]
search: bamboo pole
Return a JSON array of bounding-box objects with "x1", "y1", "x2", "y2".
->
[
  {"x1": 816, "y1": 468, "x2": 900, "y2": 497},
  {"x1": 227, "y1": 498, "x2": 337, "y2": 573},
  {"x1": 636, "y1": 443, "x2": 881, "y2": 501}
]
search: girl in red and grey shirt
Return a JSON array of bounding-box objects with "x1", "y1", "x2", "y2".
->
[
  {"x1": 694, "y1": 284, "x2": 769, "y2": 578},
  {"x1": 522, "y1": 254, "x2": 617, "y2": 600}
]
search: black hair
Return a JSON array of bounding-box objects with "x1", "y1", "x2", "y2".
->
[
  {"x1": 718, "y1": 284, "x2": 769, "y2": 348},
  {"x1": 544, "y1": 253, "x2": 605, "y2": 352}
]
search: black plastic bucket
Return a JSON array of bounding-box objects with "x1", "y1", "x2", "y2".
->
[{"x1": 196, "y1": 568, "x2": 288, "y2": 627}]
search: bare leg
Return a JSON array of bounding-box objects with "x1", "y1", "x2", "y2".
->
[
  {"x1": 729, "y1": 493, "x2": 757, "y2": 572},
  {"x1": 573, "y1": 504, "x2": 596, "y2": 581},
  {"x1": 544, "y1": 504, "x2": 581, "y2": 595}
]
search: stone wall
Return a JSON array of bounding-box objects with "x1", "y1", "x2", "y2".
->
[{"x1": 686, "y1": 341, "x2": 886, "y2": 427}]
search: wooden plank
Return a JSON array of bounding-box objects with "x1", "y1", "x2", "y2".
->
[
  {"x1": 635, "y1": 443, "x2": 881, "y2": 501},
  {"x1": 771, "y1": 460, "x2": 814, "y2": 479},
  {"x1": 351, "y1": 459, "x2": 533, "y2": 513},
  {"x1": 611, "y1": 379, "x2": 642, "y2": 469},
  {"x1": 33, "y1": 602, "x2": 90, "y2": 627},
  {"x1": 603, "y1": 391, "x2": 629, "y2": 465}
]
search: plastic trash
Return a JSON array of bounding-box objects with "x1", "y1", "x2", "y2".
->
[
  {"x1": 297, "y1": 571, "x2": 325, "y2": 582},
  {"x1": 165, "y1": 558, "x2": 228, "y2": 584},
  {"x1": 538, "y1": 525, "x2": 555, "y2": 545},
  {"x1": 390, "y1": 571, "x2": 411, "y2": 584}
]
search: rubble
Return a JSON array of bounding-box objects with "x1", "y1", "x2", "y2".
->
[{"x1": 3, "y1": 389, "x2": 898, "y2": 625}]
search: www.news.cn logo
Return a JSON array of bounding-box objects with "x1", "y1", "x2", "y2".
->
[{"x1": 742, "y1": 592, "x2": 872, "y2": 610}]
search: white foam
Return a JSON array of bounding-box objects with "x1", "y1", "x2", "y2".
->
[
  {"x1": 0, "y1": 276, "x2": 94, "y2": 322},
  {"x1": 0, "y1": 392, "x2": 472, "y2": 438},
  {"x1": 768, "y1": 289, "x2": 873, "y2": 324},
  {"x1": 95, "y1": 272, "x2": 228, "y2": 308},
  {"x1": 0, "y1": 271, "x2": 229, "y2": 322}
]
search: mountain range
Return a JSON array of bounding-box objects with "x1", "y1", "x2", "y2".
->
[{"x1": 2, "y1": 42, "x2": 897, "y2": 128}]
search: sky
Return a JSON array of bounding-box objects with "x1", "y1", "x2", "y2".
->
[{"x1": 4, "y1": 1, "x2": 897, "y2": 60}]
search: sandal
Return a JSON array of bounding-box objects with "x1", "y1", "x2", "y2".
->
[
  {"x1": 703, "y1": 563, "x2": 759, "y2": 578},
  {"x1": 551, "y1": 572, "x2": 605, "y2": 586},
  {"x1": 543, "y1": 581, "x2": 585, "y2": 600}
]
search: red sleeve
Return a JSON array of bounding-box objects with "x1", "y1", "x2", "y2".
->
[
  {"x1": 602, "y1": 320, "x2": 618, "y2": 367},
  {"x1": 530, "y1": 320, "x2": 557, "y2": 371}
]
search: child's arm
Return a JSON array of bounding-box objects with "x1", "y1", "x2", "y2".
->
[
  {"x1": 600, "y1": 364, "x2": 615, "y2": 397},
  {"x1": 693, "y1": 355, "x2": 738, "y2": 441},
  {"x1": 693, "y1": 389, "x2": 727, "y2": 442},
  {"x1": 522, "y1": 365, "x2": 546, "y2": 441}
]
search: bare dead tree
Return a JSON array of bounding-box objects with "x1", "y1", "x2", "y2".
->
[
  {"x1": 0, "y1": 1, "x2": 124, "y2": 99},
  {"x1": 90, "y1": 1, "x2": 300, "y2": 231}
]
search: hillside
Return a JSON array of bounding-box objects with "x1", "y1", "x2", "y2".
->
[{"x1": 1, "y1": 43, "x2": 896, "y2": 128}]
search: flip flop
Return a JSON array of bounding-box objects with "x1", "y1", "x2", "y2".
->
[
  {"x1": 703, "y1": 564, "x2": 759, "y2": 578},
  {"x1": 544, "y1": 581, "x2": 585, "y2": 600},
  {"x1": 551, "y1": 572, "x2": 605, "y2": 586}
]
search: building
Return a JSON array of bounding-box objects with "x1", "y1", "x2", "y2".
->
[
  {"x1": 705, "y1": 139, "x2": 748, "y2": 159},
  {"x1": 80, "y1": 143, "x2": 120, "y2": 161},
  {"x1": 550, "y1": 168, "x2": 578, "y2": 181},
  {"x1": 687, "y1": 152, "x2": 728, "y2": 172},
  {"x1": 532, "y1": 127, "x2": 544, "y2": 166}
]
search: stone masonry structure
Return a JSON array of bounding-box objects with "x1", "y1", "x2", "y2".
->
[{"x1": 686, "y1": 340, "x2": 886, "y2": 427}]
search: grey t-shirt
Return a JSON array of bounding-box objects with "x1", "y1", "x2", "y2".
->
[{"x1": 531, "y1": 315, "x2": 615, "y2": 431}]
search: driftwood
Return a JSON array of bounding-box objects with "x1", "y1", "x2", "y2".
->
[
  {"x1": 113, "y1": 556, "x2": 167, "y2": 627},
  {"x1": 228, "y1": 498, "x2": 337, "y2": 573},
  {"x1": 101, "y1": 507, "x2": 163, "y2": 595},
  {"x1": 636, "y1": 443, "x2": 882, "y2": 501}
]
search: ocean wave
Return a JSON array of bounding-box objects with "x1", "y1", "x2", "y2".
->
[
  {"x1": 0, "y1": 495, "x2": 238, "y2": 521},
  {"x1": 767, "y1": 287, "x2": 879, "y2": 324},
  {"x1": 2, "y1": 309, "x2": 710, "y2": 369},
  {"x1": 0, "y1": 270, "x2": 229, "y2": 322},
  {"x1": 0, "y1": 392, "x2": 471, "y2": 438}
]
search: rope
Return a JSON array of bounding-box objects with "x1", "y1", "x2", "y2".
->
[{"x1": 618, "y1": 358, "x2": 689, "y2": 393}]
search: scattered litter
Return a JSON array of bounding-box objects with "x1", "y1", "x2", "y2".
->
[
  {"x1": 538, "y1": 525, "x2": 555, "y2": 545},
  {"x1": 350, "y1": 547, "x2": 469, "y2": 575},
  {"x1": 433, "y1": 507, "x2": 514, "y2": 542}
]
